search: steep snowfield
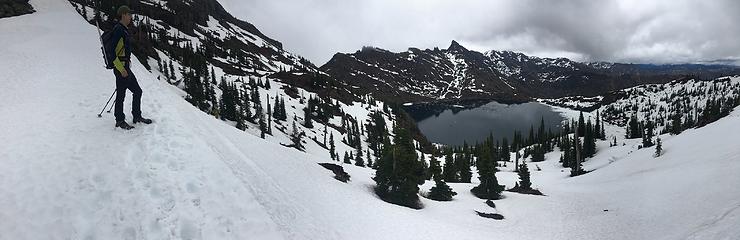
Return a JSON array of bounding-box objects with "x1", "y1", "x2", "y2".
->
[
  {"x1": 544, "y1": 103, "x2": 740, "y2": 239},
  {"x1": 2, "y1": 1, "x2": 740, "y2": 240},
  {"x1": 0, "y1": 1, "x2": 479, "y2": 239}
]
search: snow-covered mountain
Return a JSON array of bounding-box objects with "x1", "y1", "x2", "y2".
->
[
  {"x1": 69, "y1": 0, "x2": 315, "y2": 75},
  {"x1": 321, "y1": 41, "x2": 740, "y2": 103},
  {"x1": 541, "y1": 76, "x2": 740, "y2": 136},
  {"x1": 2, "y1": 1, "x2": 740, "y2": 239},
  {"x1": 321, "y1": 41, "x2": 526, "y2": 103}
]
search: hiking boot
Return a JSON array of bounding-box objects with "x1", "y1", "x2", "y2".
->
[
  {"x1": 115, "y1": 121, "x2": 135, "y2": 130},
  {"x1": 133, "y1": 117, "x2": 153, "y2": 124}
]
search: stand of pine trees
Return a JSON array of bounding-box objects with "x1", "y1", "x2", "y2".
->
[
  {"x1": 366, "y1": 111, "x2": 389, "y2": 156},
  {"x1": 437, "y1": 146, "x2": 474, "y2": 184},
  {"x1": 597, "y1": 79, "x2": 740, "y2": 142},
  {"x1": 530, "y1": 144, "x2": 545, "y2": 162}
]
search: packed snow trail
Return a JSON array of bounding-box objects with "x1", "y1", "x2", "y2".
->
[{"x1": 0, "y1": 1, "x2": 288, "y2": 239}]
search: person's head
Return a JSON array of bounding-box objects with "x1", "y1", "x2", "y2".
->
[{"x1": 117, "y1": 5, "x2": 132, "y2": 26}]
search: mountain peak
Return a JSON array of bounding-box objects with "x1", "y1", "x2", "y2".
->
[
  {"x1": 359, "y1": 46, "x2": 391, "y2": 54},
  {"x1": 448, "y1": 40, "x2": 468, "y2": 52}
]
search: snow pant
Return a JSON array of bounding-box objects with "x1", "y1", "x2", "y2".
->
[{"x1": 113, "y1": 67, "x2": 142, "y2": 122}]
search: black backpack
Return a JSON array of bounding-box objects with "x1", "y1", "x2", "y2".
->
[{"x1": 100, "y1": 24, "x2": 121, "y2": 69}]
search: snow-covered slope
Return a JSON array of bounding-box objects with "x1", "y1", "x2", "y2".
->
[
  {"x1": 543, "y1": 106, "x2": 740, "y2": 240},
  {"x1": 2, "y1": 1, "x2": 740, "y2": 240}
]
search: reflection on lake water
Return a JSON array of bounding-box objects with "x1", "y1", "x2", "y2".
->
[{"x1": 404, "y1": 101, "x2": 565, "y2": 146}]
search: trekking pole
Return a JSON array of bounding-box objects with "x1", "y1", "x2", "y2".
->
[
  {"x1": 107, "y1": 97, "x2": 115, "y2": 113},
  {"x1": 98, "y1": 89, "x2": 116, "y2": 118}
]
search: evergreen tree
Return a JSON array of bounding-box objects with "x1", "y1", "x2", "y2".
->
[
  {"x1": 571, "y1": 136, "x2": 584, "y2": 176},
  {"x1": 157, "y1": 58, "x2": 163, "y2": 74},
  {"x1": 279, "y1": 97, "x2": 287, "y2": 121},
  {"x1": 168, "y1": 60, "x2": 175, "y2": 80},
  {"x1": 531, "y1": 144, "x2": 545, "y2": 162},
  {"x1": 210, "y1": 66, "x2": 216, "y2": 85},
  {"x1": 456, "y1": 153, "x2": 472, "y2": 183},
  {"x1": 303, "y1": 106, "x2": 313, "y2": 128},
  {"x1": 419, "y1": 154, "x2": 429, "y2": 180},
  {"x1": 642, "y1": 133, "x2": 653, "y2": 148},
  {"x1": 218, "y1": 79, "x2": 238, "y2": 121},
  {"x1": 528, "y1": 125, "x2": 535, "y2": 146},
  {"x1": 373, "y1": 123, "x2": 425, "y2": 209},
  {"x1": 600, "y1": 121, "x2": 606, "y2": 141},
  {"x1": 329, "y1": 132, "x2": 336, "y2": 160},
  {"x1": 273, "y1": 95, "x2": 282, "y2": 122},
  {"x1": 366, "y1": 111, "x2": 388, "y2": 152},
  {"x1": 427, "y1": 179, "x2": 457, "y2": 201},
  {"x1": 595, "y1": 111, "x2": 602, "y2": 139},
  {"x1": 584, "y1": 119, "x2": 596, "y2": 157},
  {"x1": 235, "y1": 97, "x2": 247, "y2": 131},
  {"x1": 266, "y1": 98, "x2": 273, "y2": 135},
  {"x1": 538, "y1": 117, "x2": 546, "y2": 145},
  {"x1": 643, "y1": 119, "x2": 654, "y2": 147},
  {"x1": 429, "y1": 156, "x2": 442, "y2": 181},
  {"x1": 560, "y1": 135, "x2": 573, "y2": 168},
  {"x1": 471, "y1": 153, "x2": 504, "y2": 200},
  {"x1": 578, "y1": 111, "x2": 586, "y2": 137},
  {"x1": 259, "y1": 113, "x2": 266, "y2": 139},
  {"x1": 323, "y1": 124, "x2": 328, "y2": 146},
  {"x1": 442, "y1": 152, "x2": 457, "y2": 182},
  {"x1": 355, "y1": 144, "x2": 365, "y2": 167},
  {"x1": 655, "y1": 137, "x2": 663, "y2": 157},
  {"x1": 517, "y1": 162, "x2": 532, "y2": 190},
  {"x1": 253, "y1": 89, "x2": 263, "y2": 117},
  {"x1": 242, "y1": 87, "x2": 252, "y2": 121},
  {"x1": 290, "y1": 120, "x2": 304, "y2": 151},
  {"x1": 343, "y1": 151, "x2": 351, "y2": 164},
  {"x1": 501, "y1": 138, "x2": 510, "y2": 162},
  {"x1": 366, "y1": 149, "x2": 374, "y2": 169},
  {"x1": 670, "y1": 114, "x2": 683, "y2": 135},
  {"x1": 627, "y1": 115, "x2": 640, "y2": 139}
]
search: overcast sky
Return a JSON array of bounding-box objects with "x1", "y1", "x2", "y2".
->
[{"x1": 220, "y1": 0, "x2": 740, "y2": 66}]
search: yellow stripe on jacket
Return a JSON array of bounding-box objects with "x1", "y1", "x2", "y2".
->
[{"x1": 113, "y1": 38, "x2": 126, "y2": 74}]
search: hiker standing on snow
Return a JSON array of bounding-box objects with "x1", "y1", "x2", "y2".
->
[{"x1": 111, "y1": 6, "x2": 151, "y2": 130}]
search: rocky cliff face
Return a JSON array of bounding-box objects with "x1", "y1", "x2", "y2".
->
[
  {"x1": 0, "y1": 0, "x2": 35, "y2": 18},
  {"x1": 321, "y1": 41, "x2": 740, "y2": 103},
  {"x1": 69, "y1": 0, "x2": 317, "y2": 75}
]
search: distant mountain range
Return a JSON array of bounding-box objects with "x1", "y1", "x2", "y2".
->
[
  {"x1": 320, "y1": 40, "x2": 740, "y2": 103},
  {"x1": 67, "y1": 0, "x2": 740, "y2": 107}
]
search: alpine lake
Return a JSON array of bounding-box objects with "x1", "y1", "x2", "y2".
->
[{"x1": 404, "y1": 101, "x2": 566, "y2": 146}]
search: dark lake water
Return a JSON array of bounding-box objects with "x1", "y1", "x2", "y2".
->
[{"x1": 404, "y1": 101, "x2": 565, "y2": 146}]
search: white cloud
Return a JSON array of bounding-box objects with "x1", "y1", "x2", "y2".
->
[{"x1": 220, "y1": 0, "x2": 740, "y2": 65}]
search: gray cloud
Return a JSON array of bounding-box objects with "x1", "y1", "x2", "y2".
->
[{"x1": 220, "y1": 0, "x2": 740, "y2": 66}]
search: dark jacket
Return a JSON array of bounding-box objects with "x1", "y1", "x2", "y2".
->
[{"x1": 110, "y1": 22, "x2": 131, "y2": 74}]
